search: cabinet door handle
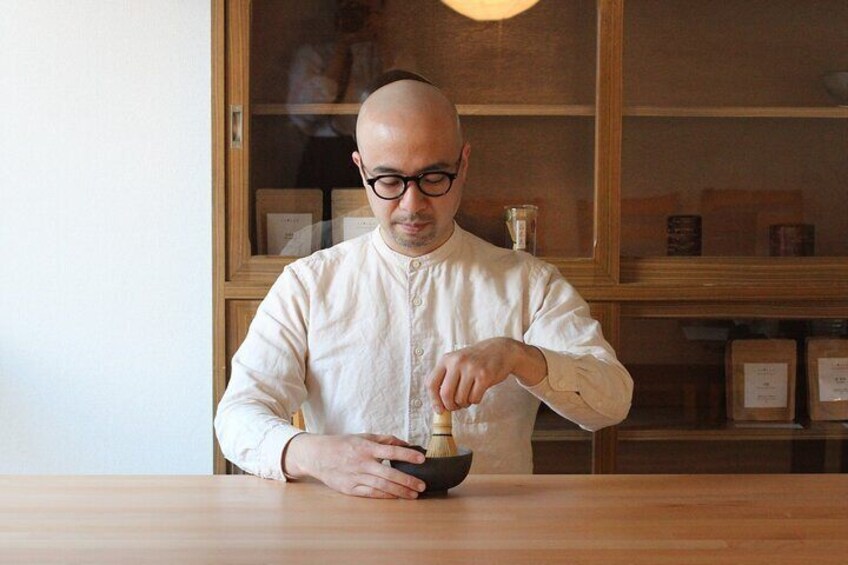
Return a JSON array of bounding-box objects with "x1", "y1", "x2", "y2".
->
[{"x1": 229, "y1": 105, "x2": 243, "y2": 149}]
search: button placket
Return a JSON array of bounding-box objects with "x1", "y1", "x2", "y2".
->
[{"x1": 407, "y1": 258, "x2": 427, "y2": 442}]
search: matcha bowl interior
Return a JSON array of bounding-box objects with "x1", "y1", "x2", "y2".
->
[{"x1": 390, "y1": 445, "x2": 473, "y2": 495}]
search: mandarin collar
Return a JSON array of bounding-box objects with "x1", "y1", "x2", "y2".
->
[{"x1": 371, "y1": 222, "x2": 463, "y2": 270}]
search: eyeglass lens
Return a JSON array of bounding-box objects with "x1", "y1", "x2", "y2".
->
[{"x1": 372, "y1": 173, "x2": 453, "y2": 199}]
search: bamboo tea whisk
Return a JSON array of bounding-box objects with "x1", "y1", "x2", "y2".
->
[{"x1": 426, "y1": 410, "x2": 458, "y2": 458}]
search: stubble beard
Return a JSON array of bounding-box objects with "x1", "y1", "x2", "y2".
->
[{"x1": 389, "y1": 213, "x2": 438, "y2": 250}]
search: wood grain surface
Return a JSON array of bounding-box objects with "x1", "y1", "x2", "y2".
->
[{"x1": 1, "y1": 474, "x2": 846, "y2": 564}]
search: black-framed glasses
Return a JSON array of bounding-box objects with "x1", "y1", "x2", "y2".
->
[{"x1": 361, "y1": 152, "x2": 463, "y2": 200}]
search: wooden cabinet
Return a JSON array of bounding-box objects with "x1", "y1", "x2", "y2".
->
[
  {"x1": 614, "y1": 0, "x2": 848, "y2": 474},
  {"x1": 213, "y1": 0, "x2": 848, "y2": 475}
]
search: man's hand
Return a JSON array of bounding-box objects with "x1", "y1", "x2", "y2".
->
[
  {"x1": 283, "y1": 433, "x2": 426, "y2": 499},
  {"x1": 426, "y1": 337, "x2": 548, "y2": 413}
]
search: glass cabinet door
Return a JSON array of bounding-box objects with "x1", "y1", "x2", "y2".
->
[
  {"x1": 621, "y1": 0, "x2": 848, "y2": 260},
  {"x1": 217, "y1": 0, "x2": 848, "y2": 476},
  {"x1": 617, "y1": 314, "x2": 848, "y2": 473},
  {"x1": 220, "y1": 0, "x2": 608, "y2": 474},
  {"x1": 244, "y1": 0, "x2": 599, "y2": 260}
]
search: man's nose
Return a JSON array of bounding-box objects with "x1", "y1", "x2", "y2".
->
[{"x1": 398, "y1": 180, "x2": 428, "y2": 212}]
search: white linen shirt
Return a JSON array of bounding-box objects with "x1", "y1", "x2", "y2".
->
[{"x1": 215, "y1": 224, "x2": 633, "y2": 480}]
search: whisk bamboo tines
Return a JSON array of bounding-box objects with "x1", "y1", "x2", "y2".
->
[{"x1": 426, "y1": 410, "x2": 458, "y2": 458}]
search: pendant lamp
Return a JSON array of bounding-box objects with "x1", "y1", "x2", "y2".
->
[{"x1": 440, "y1": 0, "x2": 541, "y2": 21}]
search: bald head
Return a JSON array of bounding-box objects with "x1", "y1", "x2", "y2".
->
[
  {"x1": 351, "y1": 79, "x2": 469, "y2": 257},
  {"x1": 355, "y1": 80, "x2": 463, "y2": 157}
]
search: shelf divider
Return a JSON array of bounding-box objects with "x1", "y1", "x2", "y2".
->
[
  {"x1": 253, "y1": 103, "x2": 596, "y2": 117},
  {"x1": 625, "y1": 106, "x2": 848, "y2": 118}
]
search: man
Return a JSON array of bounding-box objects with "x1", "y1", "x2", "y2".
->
[{"x1": 215, "y1": 77, "x2": 633, "y2": 499}]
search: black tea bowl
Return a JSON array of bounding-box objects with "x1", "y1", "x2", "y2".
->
[{"x1": 390, "y1": 445, "x2": 473, "y2": 496}]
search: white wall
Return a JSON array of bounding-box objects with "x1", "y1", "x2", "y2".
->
[{"x1": 0, "y1": 1, "x2": 212, "y2": 473}]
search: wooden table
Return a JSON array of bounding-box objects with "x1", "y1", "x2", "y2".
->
[{"x1": 1, "y1": 474, "x2": 847, "y2": 563}]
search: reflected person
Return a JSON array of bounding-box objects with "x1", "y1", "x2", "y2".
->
[{"x1": 288, "y1": 0, "x2": 401, "y2": 244}]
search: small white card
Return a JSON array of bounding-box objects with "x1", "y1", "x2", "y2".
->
[
  {"x1": 513, "y1": 219, "x2": 527, "y2": 250},
  {"x1": 340, "y1": 216, "x2": 379, "y2": 243},
  {"x1": 818, "y1": 357, "x2": 848, "y2": 402},
  {"x1": 266, "y1": 213, "x2": 313, "y2": 256},
  {"x1": 743, "y1": 363, "x2": 789, "y2": 408}
]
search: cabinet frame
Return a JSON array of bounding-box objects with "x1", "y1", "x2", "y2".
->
[{"x1": 213, "y1": 0, "x2": 848, "y2": 475}]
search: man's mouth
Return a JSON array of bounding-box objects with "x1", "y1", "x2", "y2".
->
[
  {"x1": 396, "y1": 222, "x2": 429, "y2": 233},
  {"x1": 393, "y1": 215, "x2": 432, "y2": 232}
]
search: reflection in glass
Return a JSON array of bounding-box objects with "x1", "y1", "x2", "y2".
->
[{"x1": 249, "y1": 0, "x2": 597, "y2": 257}]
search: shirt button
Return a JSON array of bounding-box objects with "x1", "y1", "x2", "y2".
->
[
  {"x1": 412, "y1": 296, "x2": 422, "y2": 307},
  {"x1": 411, "y1": 398, "x2": 423, "y2": 408},
  {"x1": 410, "y1": 259, "x2": 421, "y2": 270},
  {"x1": 414, "y1": 347, "x2": 424, "y2": 357}
]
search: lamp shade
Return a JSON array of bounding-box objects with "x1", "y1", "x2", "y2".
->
[{"x1": 441, "y1": 0, "x2": 541, "y2": 21}]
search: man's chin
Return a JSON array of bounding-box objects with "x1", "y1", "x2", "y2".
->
[{"x1": 390, "y1": 228, "x2": 436, "y2": 251}]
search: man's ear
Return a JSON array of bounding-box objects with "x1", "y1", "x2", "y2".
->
[
  {"x1": 351, "y1": 151, "x2": 367, "y2": 188},
  {"x1": 459, "y1": 142, "x2": 471, "y2": 180}
]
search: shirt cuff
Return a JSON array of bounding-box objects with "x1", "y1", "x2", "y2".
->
[
  {"x1": 520, "y1": 347, "x2": 631, "y2": 427},
  {"x1": 523, "y1": 346, "x2": 580, "y2": 392},
  {"x1": 260, "y1": 424, "x2": 306, "y2": 481}
]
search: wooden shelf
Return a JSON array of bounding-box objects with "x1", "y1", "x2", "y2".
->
[
  {"x1": 253, "y1": 103, "x2": 596, "y2": 117},
  {"x1": 253, "y1": 103, "x2": 359, "y2": 115},
  {"x1": 225, "y1": 256, "x2": 613, "y2": 299},
  {"x1": 619, "y1": 402, "x2": 848, "y2": 442},
  {"x1": 534, "y1": 409, "x2": 848, "y2": 442},
  {"x1": 225, "y1": 259, "x2": 848, "y2": 304},
  {"x1": 619, "y1": 421, "x2": 848, "y2": 442},
  {"x1": 254, "y1": 105, "x2": 848, "y2": 119},
  {"x1": 620, "y1": 256, "x2": 848, "y2": 288},
  {"x1": 624, "y1": 106, "x2": 848, "y2": 118},
  {"x1": 581, "y1": 284, "x2": 848, "y2": 304},
  {"x1": 458, "y1": 104, "x2": 594, "y2": 117}
]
